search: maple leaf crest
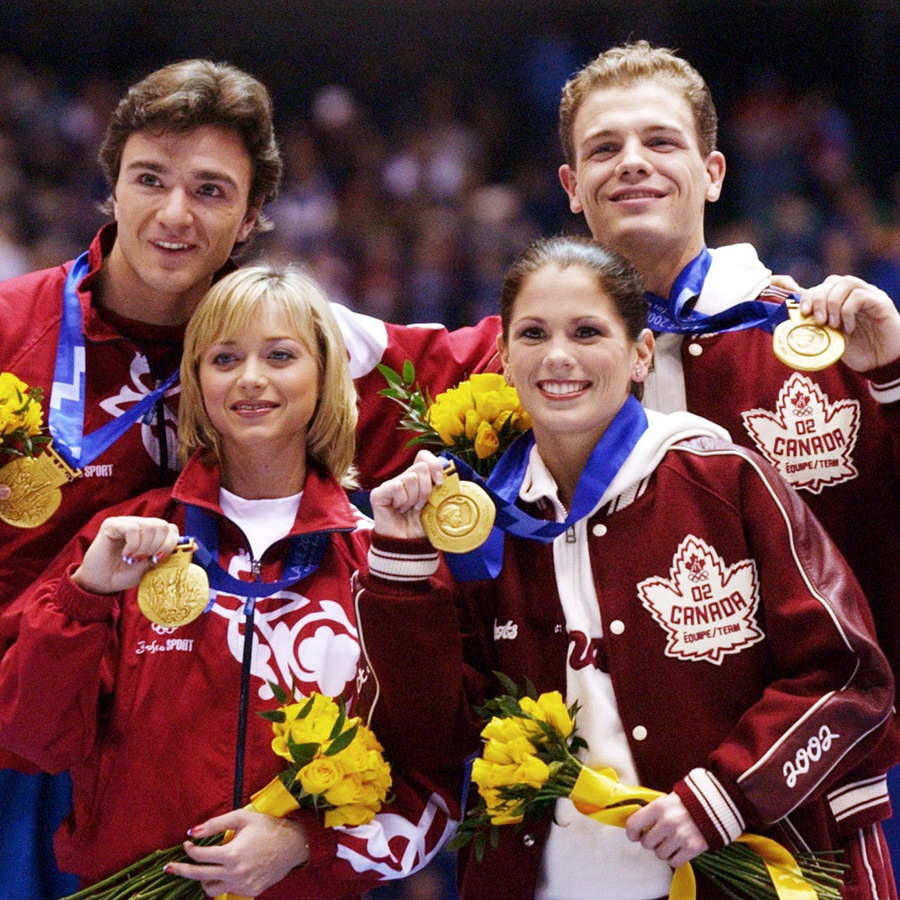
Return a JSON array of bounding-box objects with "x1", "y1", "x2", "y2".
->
[
  {"x1": 637, "y1": 535, "x2": 763, "y2": 665},
  {"x1": 740, "y1": 372, "x2": 860, "y2": 494}
]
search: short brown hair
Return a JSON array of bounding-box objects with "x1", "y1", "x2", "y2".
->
[
  {"x1": 559, "y1": 41, "x2": 718, "y2": 166},
  {"x1": 179, "y1": 264, "x2": 358, "y2": 488},
  {"x1": 99, "y1": 59, "x2": 282, "y2": 235}
]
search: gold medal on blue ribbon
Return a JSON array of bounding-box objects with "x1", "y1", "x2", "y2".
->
[
  {"x1": 0, "y1": 445, "x2": 81, "y2": 529},
  {"x1": 772, "y1": 302, "x2": 845, "y2": 371},
  {"x1": 421, "y1": 463, "x2": 495, "y2": 553},
  {"x1": 137, "y1": 539, "x2": 210, "y2": 628}
]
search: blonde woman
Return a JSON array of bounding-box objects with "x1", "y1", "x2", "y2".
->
[{"x1": 0, "y1": 265, "x2": 456, "y2": 898}]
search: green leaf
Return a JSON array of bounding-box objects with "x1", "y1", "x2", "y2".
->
[
  {"x1": 269, "y1": 681, "x2": 288, "y2": 704},
  {"x1": 288, "y1": 738, "x2": 320, "y2": 767},
  {"x1": 376, "y1": 363, "x2": 404, "y2": 388},
  {"x1": 493, "y1": 671, "x2": 522, "y2": 697},
  {"x1": 325, "y1": 722, "x2": 359, "y2": 755},
  {"x1": 296, "y1": 695, "x2": 316, "y2": 719},
  {"x1": 402, "y1": 359, "x2": 416, "y2": 384},
  {"x1": 327, "y1": 695, "x2": 348, "y2": 740}
]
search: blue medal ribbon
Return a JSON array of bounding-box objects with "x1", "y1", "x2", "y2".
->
[
  {"x1": 49, "y1": 252, "x2": 179, "y2": 468},
  {"x1": 646, "y1": 247, "x2": 789, "y2": 336},
  {"x1": 184, "y1": 503, "x2": 330, "y2": 606},
  {"x1": 444, "y1": 395, "x2": 649, "y2": 581}
]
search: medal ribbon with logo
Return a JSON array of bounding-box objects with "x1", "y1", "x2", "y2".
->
[
  {"x1": 647, "y1": 248, "x2": 844, "y2": 371},
  {"x1": 49, "y1": 252, "x2": 180, "y2": 468},
  {"x1": 136, "y1": 503, "x2": 333, "y2": 628},
  {"x1": 0, "y1": 253, "x2": 180, "y2": 529},
  {"x1": 427, "y1": 395, "x2": 649, "y2": 581}
]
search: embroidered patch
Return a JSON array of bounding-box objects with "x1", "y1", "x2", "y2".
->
[
  {"x1": 740, "y1": 373, "x2": 860, "y2": 494},
  {"x1": 637, "y1": 535, "x2": 763, "y2": 665}
]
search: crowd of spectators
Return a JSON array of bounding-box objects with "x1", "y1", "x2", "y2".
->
[
  {"x1": 0, "y1": 43, "x2": 897, "y2": 900},
  {"x1": 1, "y1": 51, "x2": 897, "y2": 327}
]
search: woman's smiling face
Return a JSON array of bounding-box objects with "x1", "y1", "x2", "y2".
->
[
  {"x1": 199, "y1": 302, "x2": 319, "y2": 464},
  {"x1": 501, "y1": 261, "x2": 652, "y2": 449}
]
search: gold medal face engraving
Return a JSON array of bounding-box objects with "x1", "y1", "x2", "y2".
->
[
  {"x1": 421, "y1": 465, "x2": 495, "y2": 553},
  {"x1": 0, "y1": 446, "x2": 82, "y2": 529},
  {"x1": 772, "y1": 302, "x2": 845, "y2": 371},
  {"x1": 137, "y1": 540, "x2": 210, "y2": 628}
]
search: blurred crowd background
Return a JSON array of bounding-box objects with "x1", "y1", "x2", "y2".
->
[
  {"x1": 0, "y1": 0, "x2": 899, "y2": 329},
  {"x1": 0, "y1": 2, "x2": 898, "y2": 897}
]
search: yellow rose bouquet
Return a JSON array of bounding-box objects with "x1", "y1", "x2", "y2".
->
[
  {"x1": 0, "y1": 371, "x2": 50, "y2": 459},
  {"x1": 61, "y1": 689, "x2": 392, "y2": 900},
  {"x1": 378, "y1": 361, "x2": 531, "y2": 476},
  {"x1": 450, "y1": 676, "x2": 846, "y2": 900}
]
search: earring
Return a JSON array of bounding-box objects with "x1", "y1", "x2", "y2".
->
[{"x1": 504, "y1": 369, "x2": 514, "y2": 386}]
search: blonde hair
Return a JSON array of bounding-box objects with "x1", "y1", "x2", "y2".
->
[
  {"x1": 179, "y1": 264, "x2": 358, "y2": 488},
  {"x1": 559, "y1": 40, "x2": 718, "y2": 166}
]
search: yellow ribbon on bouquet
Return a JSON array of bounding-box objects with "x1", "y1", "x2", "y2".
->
[
  {"x1": 568, "y1": 766, "x2": 817, "y2": 900},
  {"x1": 215, "y1": 776, "x2": 302, "y2": 900}
]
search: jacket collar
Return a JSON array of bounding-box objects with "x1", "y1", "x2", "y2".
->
[{"x1": 171, "y1": 451, "x2": 360, "y2": 537}]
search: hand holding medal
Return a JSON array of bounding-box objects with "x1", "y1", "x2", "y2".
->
[
  {"x1": 421, "y1": 461, "x2": 495, "y2": 553},
  {"x1": 71, "y1": 516, "x2": 191, "y2": 604},
  {"x1": 137, "y1": 538, "x2": 210, "y2": 628},
  {"x1": 772, "y1": 301, "x2": 845, "y2": 371}
]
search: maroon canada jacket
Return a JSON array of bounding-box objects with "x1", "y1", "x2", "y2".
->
[{"x1": 357, "y1": 428, "x2": 897, "y2": 899}]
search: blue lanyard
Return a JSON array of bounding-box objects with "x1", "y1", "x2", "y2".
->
[
  {"x1": 184, "y1": 503, "x2": 330, "y2": 605},
  {"x1": 645, "y1": 247, "x2": 789, "y2": 336},
  {"x1": 445, "y1": 395, "x2": 649, "y2": 581},
  {"x1": 48, "y1": 252, "x2": 179, "y2": 468}
]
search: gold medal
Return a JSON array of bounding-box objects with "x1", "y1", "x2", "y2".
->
[
  {"x1": 772, "y1": 302, "x2": 845, "y2": 371},
  {"x1": 137, "y1": 539, "x2": 210, "y2": 628},
  {"x1": 421, "y1": 463, "x2": 495, "y2": 553},
  {"x1": 0, "y1": 445, "x2": 82, "y2": 529}
]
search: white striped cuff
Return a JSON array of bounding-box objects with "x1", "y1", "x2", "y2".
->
[
  {"x1": 368, "y1": 544, "x2": 440, "y2": 583},
  {"x1": 827, "y1": 774, "x2": 889, "y2": 823},
  {"x1": 684, "y1": 767, "x2": 745, "y2": 845},
  {"x1": 869, "y1": 373, "x2": 900, "y2": 405}
]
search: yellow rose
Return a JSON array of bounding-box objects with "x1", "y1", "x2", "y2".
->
[
  {"x1": 474, "y1": 420, "x2": 499, "y2": 459},
  {"x1": 21, "y1": 399, "x2": 43, "y2": 436},
  {"x1": 464, "y1": 408, "x2": 480, "y2": 440},
  {"x1": 0, "y1": 373, "x2": 29, "y2": 436},
  {"x1": 354, "y1": 724, "x2": 385, "y2": 754},
  {"x1": 325, "y1": 803, "x2": 377, "y2": 828},
  {"x1": 323, "y1": 771, "x2": 364, "y2": 807},
  {"x1": 483, "y1": 733, "x2": 538, "y2": 766},
  {"x1": 481, "y1": 715, "x2": 533, "y2": 744},
  {"x1": 471, "y1": 757, "x2": 521, "y2": 790},
  {"x1": 427, "y1": 401, "x2": 466, "y2": 445},
  {"x1": 289, "y1": 696, "x2": 345, "y2": 746},
  {"x1": 513, "y1": 753, "x2": 550, "y2": 789},
  {"x1": 298, "y1": 756, "x2": 343, "y2": 795},
  {"x1": 520, "y1": 692, "x2": 575, "y2": 739},
  {"x1": 478, "y1": 786, "x2": 523, "y2": 826}
]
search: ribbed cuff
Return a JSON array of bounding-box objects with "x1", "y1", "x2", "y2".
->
[
  {"x1": 368, "y1": 534, "x2": 439, "y2": 583},
  {"x1": 827, "y1": 774, "x2": 891, "y2": 836},
  {"x1": 867, "y1": 358, "x2": 900, "y2": 404},
  {"x1": 674, "y1": 767, "x2": 744, "y2": 850},
  {"x1": 56, "y1": 565, "x2": 118, "y2": 622}
]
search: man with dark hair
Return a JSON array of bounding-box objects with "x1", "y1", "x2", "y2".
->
[{"x1": 0, "y1": 58, "x2": 282, "y2": 898}]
